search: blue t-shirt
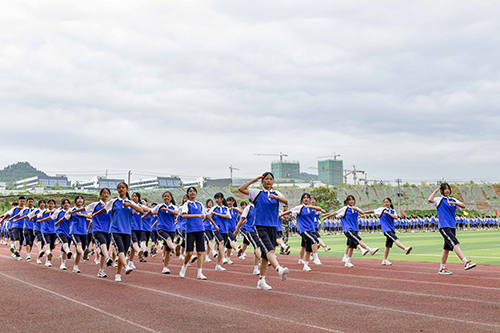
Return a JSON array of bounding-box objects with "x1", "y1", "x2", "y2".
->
[
  {"x1": 55, "y1": 209, "x2": 70, "y2": 236},
  {"x1": 106, "y1": 198, "x2": 133, "y2": 234},
  {"x1": 246, "y1": 189, "x2": 284, "y2": 228},
  {"x1": 210, "y1": 205, "x2": 230, "y2": 234},
  {"x1": 181, "y1": 201, "x2": 206, "y2": 233},
  {"x1": 22, "y1": 208, "x2": 35, "y2": 229},
  {"x1": 31, "y1": 208, "x2": 41, "y2": 231},
  {"x1": 336, "y1": 206, "x2": 359, "y2": 232},
  {"x1": 154, "y1": 203, "x2": 177, "y2": 232},
  {"x1": 431, "y1": 197, "x2": 462, "y2": 229},
  {"x1": 41, "y1": 210, "x2": 56, "y2": 234},
  {"x1": 10, "y1": 207, "x2": 24, "y2": 229},
  {"x1": 374, "y1": 207, "x2": 396, "y2": 233},
  {"x1": 241, "y1": 204, "x2": 255, "y2": 230},
  {"x1": 227, "y1": 208, "x2": 239, "y2": 232},
  {"x1": 291, "y1": 205, "x2": 316, "y2": 233},
  {"x1": 67, "y1": 208, "x2": 88, "y2": 235},
  {"x1": 86, "y1": 201, "x2": 111, "y2": 233}
]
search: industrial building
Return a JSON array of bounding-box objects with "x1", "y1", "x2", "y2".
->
[
  {"x1": 318, "y1": 159, "x2": 343, "y2": 186},
  {"x1": 14, "y1": 175, "x2": 70, "y2": 190},
  {"x1": 130, "y1": 176, "x2": 182, "y2": 190},
  {"x1": 77, "y1": 177, "x2": 126, "y2": 191},
  {"x1": 271, "y1": 161, "x2": 300, "y2": 181}
]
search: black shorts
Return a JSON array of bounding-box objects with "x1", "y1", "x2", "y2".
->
[
  {"x1": 178, "y1": 230, "x2": 186, "y2": 247},
  {"x1": 315, "y1": 230, "x2": 321, "y2": 238},
  {"x1": 93, "y1": 231, "x2": 111, "y2": 251},
  {"x1": 186, "y1": 231, "x2": 205, "y2": 252},
  {"x1": 240, "y1": 228, "x2": 250, "y2": 245},
  {"x1": 276, "y1": 231, "x2": 283, "y2": 239},
  {"x1": 225, "y1": 231, "x2": 236, "y2": 249},
  {"x1": 111, "y1": 233, "x2": 131, "y2": 254},
  {"x1": 57, "y1": 233, "x2": 70, "y2": 244},
  {"x1": 301, "y1": 230, "x2": 319, "y2": 252},
  {"x1": 34, "y1": 230, "x2": 45, "y2": 246},
  {"x1": 131, "y1": 230, "x2": 142, "y2": 244},
  {"x1": 150, "y1": 230, "x2": 158, "y2": 243},
  {"x1": 23, "y1": 229, "x2": 34, "y2": 247},
  {"x1": 204, "y1": 230, "x2": 214, "y2": 242},
  {"x1": 246, "y1": 231, "x2": 261, "y2": 250},
  {"x1": 12, "y1": 227, "x2": 24, "y2": 243},
  {"x1": 344, "y1": 230, "x2": 362, "y2": 249},
  {"x1": 157, "y1": 229, "x2": 175, "y2": 250},
  {"x1": 213, "y1": 231, "x2": 224, "y2": 244},
  {"x1": 439, "y1": 227, "x2": 459, "y2": 251},
  {"x1": 71, "y1": 234, "x2": 88, "y2": 249},
  {"x1": 43, "y1": 233, "x2": 57, "y2": 250},
  {"x1": 255, "y1": 225, "x2": 276, "y2": 260},
  {"x1": 87, "y1": 233, "x2": 93, "y2": 246},
  {"x1": 383, "y1": 231, "x2": 399, "y2": 248},
  {"x1": 141, "y1": 231, "x2": 151, "y2": 243}
]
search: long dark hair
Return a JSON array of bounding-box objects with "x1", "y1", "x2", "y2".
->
[
  {"x1": 300, "y1": 193, "x2": 311, "y2": 204},
  {"x1": 132, "y1": 192, "x2": 142, "y2": 204},
  {"x1": 440, "y1": 182, "x2": 451, "y2": 196},
  {"x1": 215, "y1": 193, "x2": 228, "y2": 206},
  {"x1": 186, "y1": 187, "x2": 198, "y2": 195},
  {"x1": 162, "y1": 191, "x2": 176, "y2": 206},
  {"x1": 384, "y1": 197, "x2": 394, "y2": 209},
  {"x1": 99, "y1": 188, "x2": 111, "y2": 196},
  {"x1": 117, "y1": 182, "x2": 131, "y2": 200},
  {"x1": 74, "y1": 195, "x2": 84, "y2": 205},
  {"x1": 344, "y1": 195, "x2": 355, "y2": 206},
  {"x1": 262, "y1": 172, "x2": 274, "y2": 180}
]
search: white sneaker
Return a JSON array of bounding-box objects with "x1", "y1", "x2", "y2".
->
[
  {"x1": 94, "y1": 258, "x2": 100, "y2": 265},
  {"x1": 212, "y1": 250, "x2": 218, "y2": 258},
  {"x1": 115, "y1": 274, "x2": 122, "y2": 282},
  {"x1": 161, "y1": 267, "x2": 171, "y2": 274},
  {"x1": 313, "y1": 258, "x2": 322, "y2": 266},
  {"x1": 222, "y1": 257, "x2": 228, "y2": 265},
  {"x1": 125, "y1": 265, "x2": 133, "y2": 275},
  {"x1": 360, "y1": 248, "x2": 369, "y2": 256},
  {"x1": 238, "y1": 255, "x2": 246, "y2": 260},
  {"x1": 345, "y1": 261, "x2": 354, "y2": 268},
  {"x1": 253, "y1": 267, "x2": 260, "y2": 275},
  {"x1": 303, "y1": 265, "x2": 312, "y2": 272},
  {"x1": 26, "y1": 254, "x2": 31, "y2": 262},
  {"x1": 47, "y1": 251, "x2": 53, "y2": 261},
  {"x1": 257, "y1": 279, "x2": 272, "y2": 290},
  {"x1": 73, "y1": 266, "x2": 81, "y2": 273},
  {"x1": 60, "y1": 263, "x2": 67, "y2": 270},
  {"x1": 45, "y1": 261, "x2": 52, "y2": 267},
  {"x1": 179, "y1": 265, "x2": 187, "y2": 278},
  {"x1": 179, "y1": 254, "x2": 185, "y2": 261},
  {"x1": 369, "y1": 247, "x2": 379, "y2": 256},
  {"x1": 381, "y1": 259, "x2": 392, "y2": 266},
  {"x1": 282, "y1": 244, "x2": 290, "y2": 253},
  {"x1": 278, "y1": 266, "x2": 289, "y2": 281},
  {"x1": 341, "y1": 257, "x2": 347, "y2": 263},
  {"x1": 197, "y1": 272, "x2": 207, "y2": 280},
  {"x1": 36, "y1": 258, "x2": 42, "y2": 264},
  {"x1": 186, "y1": 262, "x2": 191, "y2": 267},
  {"x1": 405, "y1": 246, "x2": 412, "y2": 255},
  {"x1": 128, "y1": 261, "x2": 136, "y2": 270},
  {"x1": 227, "y1": 258, "x2": 234, "y2": 265},
  {"x1": 298, "y1": 259, "x2": 305, "y2": 264},
  {"x1": 324, "y1": 246, "x2": 331, "y2": 252},
  {"x1": 204, "y1": 256, "x2": 212, "y2": 262},
  {"x1": 112, "y1": 260, "x2": 118, "y2": 267},
  {"x1": 190, "y1": 255, "x2": 198, "y2": 263},
  {"x1": 97, "y1": 270, "x2": 107, "y2": 278},
  {"x1": 215, "y1": 265, "x2": 226, "y2": 271}
]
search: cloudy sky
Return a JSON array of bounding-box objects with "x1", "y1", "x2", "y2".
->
[{"x1": 1, "y1": 1, "x2": 499, "y2": 184}]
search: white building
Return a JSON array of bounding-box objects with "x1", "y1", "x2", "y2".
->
[
  {"x1": 129, "y1": 176, "x2": 182, "y2": 190},
  {"x1": 14, "y1": 175, "x2": 70, "y2": 190}
]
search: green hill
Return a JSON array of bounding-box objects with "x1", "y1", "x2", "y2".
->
[{"x1": 0, "y1": 162, "x2": 48, "y2": 183}]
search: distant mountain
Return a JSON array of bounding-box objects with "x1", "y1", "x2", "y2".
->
[
  {"x1": 0, "y1": 162, "x2": 48, "y2": 183},
  {"x1": 300, "y1": 172, "x2": 318, "y2": 182}
]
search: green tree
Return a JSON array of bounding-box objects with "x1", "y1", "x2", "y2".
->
[
  {"x1": 311, "y1": 186, "x2": 340, "y2": 211},
  {"x1": 52, "y1": 182, "x2": 62, "y2": 190}
]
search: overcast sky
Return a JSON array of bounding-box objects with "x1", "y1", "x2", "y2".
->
[{"x1": 1, "y1": 1, "x2": 499, "y2": 184}]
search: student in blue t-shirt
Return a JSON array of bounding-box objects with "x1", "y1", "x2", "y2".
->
[
  {"x1": 94, "y1": 182, "x2": 144, "y2": 282},
  {"x1": 178, "y1": 187, "x2": 218, "y2": 280},
  {"x1": 239, "y1": 172, "x2": 290, "y2": 290},
  {"x1": 365, "y1": 198, "x2": 412, "y2": 266},
  {"x1": 61, "y1": 196, "x2": 88, "y2": 274},
  {"x1": 203, "y1": 199, "x2": 216, "y2": 262},
  {"x1": 208, "y1": 192, "x2": 232, "y2": 272},
  {"x1": 428, "y1": 183, "x2": 476, "y2": 275},
  {"x1": 235, "y1": 200, "x2": 262, "y2": 275}
]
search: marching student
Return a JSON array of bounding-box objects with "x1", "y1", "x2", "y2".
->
[
  {"x1": 4, "y1": 196, "x2": 26, "y2": 260},
  {"x1": 428, "y1": 183, "x2": 476, "y2": 275},
  {"x1": 280, "y1": 193, "x2": 324, "y2": 272},
  {"x1": 175, "y1": 195, "x2": 189, "y2": 260},
  {"x1": 209, "y1": 192, "x2": 231, "y2": 271},
  {"x1": 140, "y1": 198, "x2": 153, "y2": 259},
  {"x1": 51, "y1": 199, "x2": 74, "y2": 269},
  {"x1": 225, "y1": 197, "x2": 243, "y2": 263},
  {"x1": 18, "y1": 200, "x2": 46, "y2": 264},
  {"x1": 234, "y1": 199, "x2": 262, "y2": 275},
  {"x1": 144, "y1": 191, "x2": 178, "y2": 274},
  {"x1": 178, "y1": 187, "x2": 218, "y2": 280},
  {"x1": 62, "y1": 196, "x2": 88, "y2": 273},
  {"x1": 55, "y1": 198, "x2": 85, "y2": 271},
  {"x1": 324, "y1": 195, "x2": 379, "y2": 268},
  {"x1": 11, "y1": 198, "x2": 36, "y2": 261},
  {"x1": 86, "y1": 188, "x2": 113, "y2": 278},
  {"x1": 129, "y1": 192, "x2": 150, "y2": 267},
  {"x1": 364, "y1": 198, "x2": 412, "y2": 265},
  {"x1": 238, "y1": 172, "x2": 290, "y2": 290},
  {"x1": 94, "y1": 182, "x2": 143, "y2": 282},
  {"x1": 203, "y1": 199, "x2": 216, "y2": 262},
  {"x1": 36, "y1": 200, "x2": 57, "y2": 267}
]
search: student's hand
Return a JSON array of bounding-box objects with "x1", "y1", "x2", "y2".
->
[
  {"x1": 253, "y1": 175, "x2": 264, "y2": 182},
  {"x1": 268, "y1": 194, "x2": 278, "y2": 200},
  {"x1": 233, "y1": 230, "x2": 238, "y2": 237},
  {"x1": 215, "y1": 226, "x2": 219, "y2": 232},
  {"x1": 448, "y1": 201, "x2": 456, "y2": 205}
]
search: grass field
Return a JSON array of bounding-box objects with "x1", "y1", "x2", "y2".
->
[{"x1": 279, "y1": 229, "x2": 500, "y2": 266}]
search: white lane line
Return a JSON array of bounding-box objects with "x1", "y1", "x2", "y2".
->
[{"x1": 0, "y1": 272, "x2": 161, "y2": 333}]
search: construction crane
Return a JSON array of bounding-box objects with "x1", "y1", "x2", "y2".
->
[
  {"x1": 229, "y1": 165, "x2": 240, "y2": 181},
  {"x1": 344, "y1": 165, "x2": 365, "y2": 185},
  {"x1": 254, "y1": 152, "x2": 288, "y2": 163},
  {"x1": 359, "y1": 173, "x2": 390, "y2": 186},
  {"x1": 317, "y1": 153, "x2": 341, "y2": 160}
]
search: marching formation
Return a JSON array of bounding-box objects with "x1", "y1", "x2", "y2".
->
[{"x1": 0, "y1": 175, "x2": 478, "y2": 290}]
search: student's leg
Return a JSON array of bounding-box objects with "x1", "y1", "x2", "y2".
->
[{"x1": 441, "y1": 249, "x2": 449, "y2": 265}]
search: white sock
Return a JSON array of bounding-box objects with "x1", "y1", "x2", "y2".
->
[
  {"x1": 304, "y1": 261, "x2": 309, "y2": 266},
  {"x1": 275, "y1": 265, "x2": 281, "y2": 272},
  {"x1": 347, "y1": 257, "x2": 351, "y2": 262},
  {"x1": 62, "y1": 259, "x2": 66, "y2": 264},
  {"x1": 254, "y1": 265, "x2": 259, "y2": 270},
  {"x1": 259, "y1": 275, "x2": 265, "y2": 280},
  {"x1": 198, "y1": 268, "x2": 202, "y2": 274},
  {"x1": 343, "y1": 253, "x2": 348, "y2": 259},
  {"x1": 440, "y1": 264, "x2": 445, "y2": 269},
  {"x1": 366, "y1": 247, "x2": 371, "y2": 251},
  {"x1": 312, "y1": 253, "x2": 318, "y2": 260},
  {"x1": 462, "y1": 258, "x2": 468, "y2": 264}
]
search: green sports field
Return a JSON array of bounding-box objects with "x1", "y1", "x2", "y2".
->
[{"x1": 280, "y1": 230, "x2": 500, "y2": 266}]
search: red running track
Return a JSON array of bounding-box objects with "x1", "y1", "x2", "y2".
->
[{"x1": 0, "y1": 246, "x2": 499, "y2": 333}]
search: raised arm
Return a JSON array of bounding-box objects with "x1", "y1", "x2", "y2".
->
[
  {"x1": 304, "y1": 205, "x2": 326, "y2": 213},
  {"x1": 428, "y1": 187, "x2": 440, "y2": 203},
  {"x1": 238, "y1": 176, "x2": 263, "y2": 195},
  {"x1": 278, "y1": 210, "x2": 292, "y2": 219},
  {"x1": 383, "y1": 210, "x2": 398, "y2": 219}
]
